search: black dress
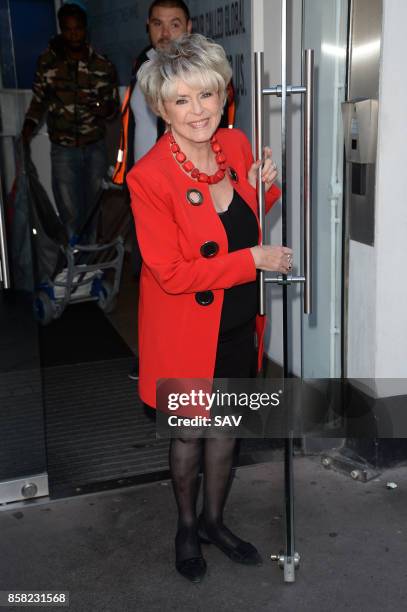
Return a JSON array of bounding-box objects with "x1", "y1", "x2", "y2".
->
[
  {"x1": 214, "y1": 190, "x2": 259, "y2": 379},
  {"x1": 143, "y1": 190, "x2": 259, "y2": 419}
]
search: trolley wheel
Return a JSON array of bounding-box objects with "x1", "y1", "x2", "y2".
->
[
  {"x1": 34, "y1": 291, "x2": 55, "y2": 326},
  {"x1": 97, "y1": 280, "x2": 117, "y2": 314}
]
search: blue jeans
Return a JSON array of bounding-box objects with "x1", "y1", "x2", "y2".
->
[{"x1": 51, "y1": 140, "x2": 107, "y2": 243}]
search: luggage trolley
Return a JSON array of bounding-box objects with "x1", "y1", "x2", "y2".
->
[
  {"x1": 254, "y1": 0, "x2": 314, "y2": 583},
  {"x1": 34, "y1": 238, "x2": 124, "y2": 326},
  {"x1": 28, "y1": 158, "x2": 125, "y2": 326}
]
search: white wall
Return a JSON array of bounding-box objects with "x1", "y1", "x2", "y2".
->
[
  {"x1": 346, "y1": 242, "x2": 376, "y2": 377},
  {"x1": 347, "y1": 0, "x2": 407, "y2": 392},
  {"x1": 374, "y1": 0, "x2": 407, "y2": 378}
]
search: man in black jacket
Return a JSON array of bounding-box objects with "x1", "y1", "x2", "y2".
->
[
  {"x1": 113, "y1": 1, "x2": 192, "y2": 381},
  {"x1": 113, "y1": 0, "x2": 235, "y2": 187},
  {"x1": 114, "y1": 1, "x2": 234, "y2": 381},
  {"x1": 113, "y1": 1, "x2": 192, "y2": 187}
]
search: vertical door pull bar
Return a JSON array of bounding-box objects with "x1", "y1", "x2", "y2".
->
[
  {"x1": 255, "y1": 51, "x2": 314, "y2": 315},
  {"x1": 253, "y1": 29, "x2": 314, "y2": 587},
  {"x1": 303, "y1": 49, "x2": 314, "y2": 315},
  {"x1": 0, "y1": 175, "x2": 11, "y2": 289},
  {"x1": 254, "y1": 51, "x2": 266, "y2": 315}
]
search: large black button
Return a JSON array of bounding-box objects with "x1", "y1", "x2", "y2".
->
[
  {"x1": 186, "y1": 189, "x2": 204, "y2": 206},
  {"x1": 200, "y1": 241, "x2": 219, "y2": 258},
  {"x1": 195, "y1": 291, "x2": 214, "y2": 306}
]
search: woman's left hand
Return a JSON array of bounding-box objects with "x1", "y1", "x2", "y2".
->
[{"x1": 248, "y1": 146, "x2": 278, "y2": 191}]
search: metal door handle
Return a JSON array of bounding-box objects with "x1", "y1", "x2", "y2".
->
[
  {"x1": 303, "y1": 49, "x2": 314, "y2": 314},
  {"x1": 253, "y1": 49, "x2": 314, "y2": 315},
  {"x1": 0, "y1": 174, "x2": 11, "y2": 288},
  {"x1": 254, "y1": 52, "x2": 266, "y2": 315}
]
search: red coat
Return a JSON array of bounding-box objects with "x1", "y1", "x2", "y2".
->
[{"x1": 127, "y1": 128, "x2": 281, "y2": 408}]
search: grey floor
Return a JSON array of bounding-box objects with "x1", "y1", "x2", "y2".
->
[{"x1": 1, "y1": 456, "x2": 406, "y2": 612}]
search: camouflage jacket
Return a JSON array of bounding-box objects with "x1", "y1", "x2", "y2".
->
[{"x1": 25, "y1": 36, "x2": 119, "y2": 147}]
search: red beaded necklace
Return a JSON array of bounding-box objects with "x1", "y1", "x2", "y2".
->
[{"x1": 168, "y1": 130, "x2": 227, "y2": 184}]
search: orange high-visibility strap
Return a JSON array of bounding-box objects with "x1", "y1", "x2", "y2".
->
[
  {"x1": 227, "y1": 81, "x2": 236, "y2": 128},
  {"x1": 113, "y1": 78, "x2": 236, "y2": 185},
  {"x1": 112, "y1": 86, "x2": 131, "y2": 186}
]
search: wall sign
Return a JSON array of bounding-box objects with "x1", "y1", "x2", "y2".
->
[
  {"x1": 86, "y1": 0, "x2": 252, "y2": 135},
  {"x1": 188, "y1": 0, "x2": 252, "y2": 136}
]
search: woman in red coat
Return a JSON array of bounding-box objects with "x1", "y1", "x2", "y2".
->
[{"x1": 127, "y1": 33, "x2": 293, "y2": 583}]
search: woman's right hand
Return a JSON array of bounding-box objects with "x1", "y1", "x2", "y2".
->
[{"x1": 250, "y1": 245, "x2": 293, "y2": 274}]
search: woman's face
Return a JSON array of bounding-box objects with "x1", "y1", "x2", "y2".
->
[{"x1": 161, "y1": 78, "x2": 223, "y2": 147}]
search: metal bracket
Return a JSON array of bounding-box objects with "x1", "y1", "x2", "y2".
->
[
  {"x1": 263, "y1": 85, "x2": 306, "y2": 97},
  {"x1": 0, "y1": 473, "x2": 49, "y2": 504},
  {"x1": 265, "y1": 274, "x2": 306, "y2": 286},
  {"x1": 321, "y1": 452, "x2": 380, "y2": 482},
  {"x1": 270, "y1": 551, "x2": 301, "y2": 582}
]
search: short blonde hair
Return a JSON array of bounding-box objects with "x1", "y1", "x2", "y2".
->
[{"x1": 137, "y1": 33, "x2": 233, "y2": 117}]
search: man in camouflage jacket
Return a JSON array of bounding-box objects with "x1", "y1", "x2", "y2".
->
[{"x1": 22, "y1": 2, "x2": 119, "y2": 243}]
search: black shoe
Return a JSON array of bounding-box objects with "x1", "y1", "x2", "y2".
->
[
  {"x1": 176, "y1": 556, "x2": 207, "y2": 583},
  {"x1": 198, "y1": 516, "x2": 262, "y2": 566},
  {"x1": 175, "y1": 526, "x2": 207, "y2": 583}
]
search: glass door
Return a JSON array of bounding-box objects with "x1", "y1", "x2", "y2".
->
[
  {"x1": 302, "y1": 0, "x2": 347, "y2": 379},
  {"x1": 250, "y1": 0, "x2": 349, "y2": 582},
  {"x1": 0, "y1": 0, "x2": 49, "y2": 503},
  {"x1": 252, "y1": 0, "x2": 347, "y2": 379}
]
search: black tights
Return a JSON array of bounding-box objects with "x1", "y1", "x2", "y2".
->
[
  {"x1": 169, "y1": 320, "x2": 256, "y2": 562},
  {"x1": 169, "y1": 436, "x2": 244, "y2": 562}
]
